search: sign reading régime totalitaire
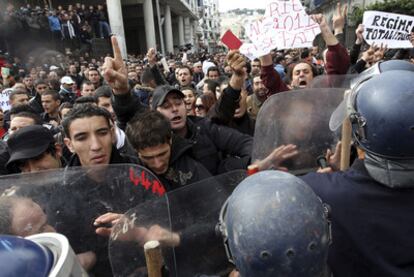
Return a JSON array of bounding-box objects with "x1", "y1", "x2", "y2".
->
[{"x1": 362, "y1": 11, "x2": 414, "y2": 49}]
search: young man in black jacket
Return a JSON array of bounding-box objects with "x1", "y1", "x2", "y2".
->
[
  {"x1": 126, "y1": 110, "x2": 211, "y2": 191},
  {"x1": 62, "y1": 103, "x2": 135, "y2": 166}
]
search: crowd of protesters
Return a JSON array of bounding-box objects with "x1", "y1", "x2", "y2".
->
[
  {"x1": 0, "y1": 2, "x2": 111, "y2": 56},
  {"x1": 0, "y1": 2, "x2": 414, "y2": 276}
]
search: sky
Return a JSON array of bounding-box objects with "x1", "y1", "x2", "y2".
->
[{"x1": 218, "y1": 0, "x2": 268, "y2": 12}]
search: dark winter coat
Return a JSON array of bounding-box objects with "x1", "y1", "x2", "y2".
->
[
  {"x1": 155, "y1": 134, "x2": 211, "y2": 191},
  {"x1": 301, "y1": 159, "x2": 414, "y2": 277},
  {"x1": 112, "y1": 91, "x2": 253, "y2": 175}
]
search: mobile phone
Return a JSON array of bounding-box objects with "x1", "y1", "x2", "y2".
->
[{"x1": 316, "y1": 155, "x2": 328, "y2": 169}]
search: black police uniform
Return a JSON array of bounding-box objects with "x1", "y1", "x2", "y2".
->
[{"x1": 301, "y1": 159, "x2": 414, "y2": 277}]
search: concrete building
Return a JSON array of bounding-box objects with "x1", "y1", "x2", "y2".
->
[
  {"x1": 198, "y1": 0, "x2": 221, "y2": 52},
  {"x1": 114, "y1": 0, "x2": 200, "y2": 56},
  {"x1": 52, "y1": 0, "x2": 200, "y2": 56}
]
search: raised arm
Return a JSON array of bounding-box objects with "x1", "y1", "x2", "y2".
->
[
  {"x1": 350, "y1": 24, "x2": 364, "y2": 65},
  {"x1": 210, "y1": 50, "x2": 245, "y2": 125},
  {"x1": 103, "y1": 36, "x2": 147, "y2": 129},
  {"x1": 311, "y1": 12, "x2": 350, "y2": 75},
  {"x1": 259, "y1": 53, "x2": 289, "y2": 95}
]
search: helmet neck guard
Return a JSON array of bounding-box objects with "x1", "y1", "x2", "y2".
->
[{"x1": 365, "y1": 153, "x2": 414, "y2": 188}]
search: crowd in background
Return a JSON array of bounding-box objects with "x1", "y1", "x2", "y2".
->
[
  {"x1": 0, "y1": 5, "x2": 414, "y2": 275},
  {"x1": 0, "y1": 2, "x2": 111, "y2": 55}
]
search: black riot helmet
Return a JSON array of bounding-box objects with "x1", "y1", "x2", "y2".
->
[
  {"x1": 349, "y1": 70, "x2": 414, "y2": 188},
  {"x1": 217, "y1": 170, "x2": 331, "y2": 277},
  {"x1": 349, "y1": 70, "x2": 414, "y2": 159}
]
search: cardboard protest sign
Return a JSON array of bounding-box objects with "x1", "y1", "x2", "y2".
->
[
  {"x1": 243, "y1": 0, "x2": 320, "y2": 58},
  {"x1": 0, "y1": 88, "x2": 12, "y2": 111},
  {"x1": 240, "y1": 43, "x2": 270, "y2": 61},
  {"x1": 363, "y1": 11, "x2": 414, "y2": 49},
  {"x1": 221, "y1": 30, "x2": 243, "y2": 50}
]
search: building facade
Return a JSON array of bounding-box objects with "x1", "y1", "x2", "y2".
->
[
  {"x1": 198, "y1": 0, "x2": 221, "y2": 52},
  {"x1": 114, "y1": 0, "x2": 200, "y2": 56}
]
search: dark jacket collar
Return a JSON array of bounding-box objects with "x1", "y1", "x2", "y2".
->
[{"x1": 169, "y1": 134, "x2": 193, "y2": 165}]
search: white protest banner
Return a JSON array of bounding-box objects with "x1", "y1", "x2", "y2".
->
[
  {"x1": 0, "y1": 88, "x2": 12, "y2": 111},
  {"x1": 240, "y1": 43, "x2": 270, "y2": 61},
  {"x1": 363, "y1": 11, "x2": 414, "y2": 49},
  {"x1": 244, "y1": 0, "x2": 320, "y2": 57}
]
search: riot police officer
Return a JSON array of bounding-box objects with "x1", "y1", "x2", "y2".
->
[
  {"x1": 301, "y1": 68, "x2": 414, "y2": 277},
  {"x1": 217, "y1": 170, "x2": 331, "y2": 277}
]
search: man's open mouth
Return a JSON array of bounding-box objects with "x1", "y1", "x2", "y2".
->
[{"x1": 171, "y1": 116, "x2": 181, "y2": 122}]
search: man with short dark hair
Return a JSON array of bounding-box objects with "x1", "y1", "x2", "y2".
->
[
  {"x1": 246, "y1": 75, "x2": 268, "y2": 120},
  {"x1": 274, "y1": 55, "x2": 287, "y2": 79},
  {"x1": 62, "y1": 104, "x2": 132, "y2": 167},
  {"x1": 206, "y1": 66, "x2": 220, "y2": 81},
  {"x1": 29, "y1": 79, "x2": 49, "y2": 114},
  {"x1": 177, "y1": 66, "x2": 193, "y2": 88},
  {"x1": 133, "y1": 67, "x2": 155, "y2": 106},
  {"x1": 41, "y1": 90, "x2": 61, "y2": 125},
  {"x1": 3, "y1": 90, "x2": 30, "y2": 130},
  {"x1": 94, "y1": 85, "x2": 116, "y2": 121},
  {"x1": 80, "y1": 81, "x2": 95, "y2": 97},
  {"x1": 251, "y1": 58, "x2": 261, "y2": 76},
  {"x1": 9, "y1": 111, "x2": 42, "y2": 135},
  {"x1": 203, "y1": 79, "x2": 220, "y2": 96},
  {"x1": 126, "y1": 110, "x2": 211, "y2": 190},
  {"x1": 22, "y1": 76, "x2": 35, "y2": 97},
  {"x1": 74, "y1": 96, "x2": 98, "y2": 107},
  {"x1": 9, "y1": 89, "x2": 29, "y2": 107},
  {"x1": 87, "y1": 68, "x2": 102, "y2": 88}
]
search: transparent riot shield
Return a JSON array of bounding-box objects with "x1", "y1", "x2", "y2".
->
[
  {"x1": 252, "y1": 88, "x2": 345, "y2": 174},
  {"x1": 310, "y1": 74, "x2": 358, "y2": 89},
  {"x1": 109, "y1": 170, "x2": 248, "y2": 277},
  {"x1": 0, "y1": 164, "x2": 165, "y2": 277}
]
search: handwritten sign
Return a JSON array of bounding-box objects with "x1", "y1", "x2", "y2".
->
[
  {"x1": 363, "y1": 11, "x2": 414, "y2": 49},
  {"x1": 0, "y1": 88, "x2": 12, "y2": 111},
  {"x1": 240, "y1": 43, "x2": 269, "y2": 61},
  {"x1": 129, "y1": 167, "x2": 166, "y2": 196},
  {"x1": 241, "y1": 0, "x2": 320, "y2": 59}
]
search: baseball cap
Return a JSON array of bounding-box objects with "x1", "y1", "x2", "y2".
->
[
  {"x1": 151, "y1": 85, "x2": 184, "y2": 110},
  {"x1": 6, "y1": 125, "x2": 55, "y2": 169},
  {"x1": 60, "y1": 76, "x2": 74, "y2": 84},
  {"x1": 49, "y1": 65, "x2": 59, "y2": 71}
]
